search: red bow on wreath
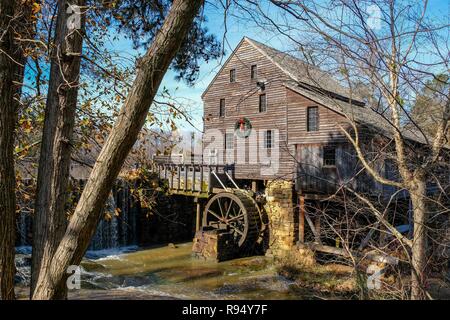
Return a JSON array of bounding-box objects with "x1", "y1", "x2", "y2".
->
[{"x1": 239, "y1": 118, "x2": 246, "y2": 132}]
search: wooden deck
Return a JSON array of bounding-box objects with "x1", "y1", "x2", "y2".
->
[{"x1": 152, "y1": 156, "x2": 235, "y2": 197}]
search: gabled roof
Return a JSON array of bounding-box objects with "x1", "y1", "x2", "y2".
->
[
  {"x1": 201, "y1": 36, "x2": 363, "y2": 103},
  {"x1": 246, "y1": 37, "x2": 363, "y2": 102}
]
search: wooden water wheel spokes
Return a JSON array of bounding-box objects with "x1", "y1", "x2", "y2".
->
[{"x1": 203, "y1": 191, "x2": 260, "y2": 248}]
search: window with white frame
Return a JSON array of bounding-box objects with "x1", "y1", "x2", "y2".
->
[
  {"x1": 225, "y1": 132, "x2": 234, "y2": 150},
  {"x1": 307, "y1": 106, "x2": 319, "y2": 131}
]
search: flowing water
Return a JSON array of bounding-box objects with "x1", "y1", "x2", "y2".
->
[
  {"x1": 77, "y1": 243, "x2": 306, "y2": 300},
  {"x1": 15, "y1": 243, "x2": 313, "y2": 300}
]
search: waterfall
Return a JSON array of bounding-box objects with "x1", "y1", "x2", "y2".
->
[
  {"x1": 87, "y1": 181, "x2": 139, "y2": 251},
  {"x1": 16, "y1": 209, "x2": 32, "y2": 248},
  {"x1": 120, "y1": 180, "x2": 129, "y2": 247}
]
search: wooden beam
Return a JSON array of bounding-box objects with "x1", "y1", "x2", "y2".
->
[
  {"x1": 170, "y1": 165, "x2": 174, "y2": 189},
  {"x1": 177, "y1": 165, "x2": 181, "y2": 190},
  {"x1": 314, "y1": 214, "x2": 321, "y2": 243},
  {"x1": 299, "y1": 196, "x2": 305, "y2": 243},
  {"x1": 358, "y1": 224, "x2": 379, "y2": 251},
  {"x1": 195, "y1": 199, "x2": 202, "y2": 232},
  {"x1": 192, "y1": 166, "x2": 196, "y2": 192},
  {"x1": 302, "y1": 243, "x2": 399, "y2": 265},
  {"x1": 207, "y1": 165, "x2": 212, "y2": 193},
  {"x1": 184, "y1": 165, "x2": 189, "y2": 191},
  {"x1": 304, "y1": 210, "x2": 322, "y2": 244},
  {"x1": 251, "y1": 181, "x2": 257, "y2": 192},
  {"x1": 199, "y1": 166, "x2": 204, "y2": 193}
]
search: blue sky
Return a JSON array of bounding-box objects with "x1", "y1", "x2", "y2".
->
[
  {"x1": 25, "y1": 1, "x2": 448, "y2": 132},
  {"x1": 155, "y1": 1, "x2": 290, "y2": 130},
  {"x1": 154, "y1": 0, "x2": 450, "y2": 130}
]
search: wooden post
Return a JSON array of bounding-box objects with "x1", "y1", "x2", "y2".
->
[
  {"x1": 251, "y1": 181, "x2": 257, "y2": 193},
  {"x1": 184, "y1": 164, "x2": 189, "y2": 191},
  {"x1": 195, "y1": 198, "x2": 202, "y2": 232},
  {"x1": 200, "y1": 165, "x2": 204, "y2": 193},
  {"x1": 207, "y1": 165, "x2": 212, "y2": 193},
  {"x1": 299, "y1": 196, "x2": 305, "y2": 243},
  {"x1": 314, "y1": 211, "x2": 321, "y2": 244},
  {"x1": 177, "y1": 165, "x2": 181, "y2": 190},
  {"x1": 192, "y1": 166, "x2": 196, "y2": 192}
]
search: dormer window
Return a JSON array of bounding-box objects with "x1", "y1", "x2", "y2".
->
[
  {"x1": 230, "y1": 69, "x2": 236, "y2": 82},
  {"x1": 251, "y1": 65, "x2": 257, "y2": 80}
]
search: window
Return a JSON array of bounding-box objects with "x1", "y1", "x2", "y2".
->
[
  {"x1": 307, "y1": 106, "x2": 319, "y2": 131},
  {"x1": 259, "y1": 94, "x2": 267, "y2": 112},
  {"x1": 225, "y1": 133, "x2": 234, "y2": 150},
  {"x1": 264, "y1": 130, "x2": 273, "y2": 149},
  {"x1": 208, "y1": 148, "x2": 218, "y2": 165},
  {"x1": 251, "y1": 64, "x2": 257, "y2": 80},
  {"x1": 323, "y1": 146, "x2": 336, "y2": 166},
  {"x1": 219, "y1": 99, "x2": 225, "y2": 117},
  {"x1": 230, "y1": 69, "x2": 236, "y2": 82}
]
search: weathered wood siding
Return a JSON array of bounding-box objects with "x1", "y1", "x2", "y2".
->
[
  {"x1": 202, "y1": 39, "x2": 294, "y2": 180},
  {"x1": 295, "y1": 143, "x2": 384, "y2": 195},
  {"x1": 202, "y1": 38, "x2": 398, "y2": 197},
  {"x1": 286, "y1": 87, "x2": 351, "y2": 145}
]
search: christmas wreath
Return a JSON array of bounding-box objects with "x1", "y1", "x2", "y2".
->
[{"x1": 234, "y1": 117, "x2": 252, "y2": 138}]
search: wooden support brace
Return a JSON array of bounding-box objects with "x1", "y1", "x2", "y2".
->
[
  {"x1": 195, "y1": 198, "x2": 202, "y2": 232},
  {"x1": 303, "y1": 242, "x2": 399, "y2": 265},
  {"x1": 304, "y1": 210, "x2": 322, "y2": 244},
  {"x1": 192, "y1": 166, "x2": 196, "y2": 192}
]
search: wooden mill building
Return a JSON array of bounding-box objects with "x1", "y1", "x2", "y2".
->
[{"x1": 154, "y1": 37, "x2": 431, "y2": 258}]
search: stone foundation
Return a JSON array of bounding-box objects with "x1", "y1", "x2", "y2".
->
[
  {"x1": 264, "y1": 180, "x2": 297, "y2": 256},
  {"x1": 192, "y1": 227, "x2": 239, "y2": 262}
]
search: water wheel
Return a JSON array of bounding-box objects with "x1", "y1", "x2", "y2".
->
[{"x1": 203, "y1": 190, "x2": 261, "y2": 248}]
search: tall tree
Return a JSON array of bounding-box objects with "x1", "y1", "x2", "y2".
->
[
  {"x1": 0, "y1": 0, "x2": 34, "y2": 300},
  {"x1": 237, "y1": 0, "x2": 449, "y2": 299},
  {"x1": 32, "y1": 0, "x2": 204, "y2": 299},
  {"x1": 31, "y1": 0, "x2": 86, "y2": 299}
]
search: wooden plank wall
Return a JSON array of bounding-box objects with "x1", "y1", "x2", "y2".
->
[{"x1": 203, "y1": 39, "x2": 294, "y2": 180}]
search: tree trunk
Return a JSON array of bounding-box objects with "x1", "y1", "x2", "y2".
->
[
  {"x1": 31, "y1": 0, "x2": 86, "y2": 300},
  {"x1": 410, "y1": 178, "x2": 428, "y2": 300},
  {"x1": 32, "y1": 0, "x2": 203, "y2": 300},
  {"x1": 0, "y1": 0, "x2": 30, "y2": 300}
]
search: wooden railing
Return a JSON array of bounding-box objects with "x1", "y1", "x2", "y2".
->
[{"x1": 152, "y1": 156, "x2": 234, "y2": 195}]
